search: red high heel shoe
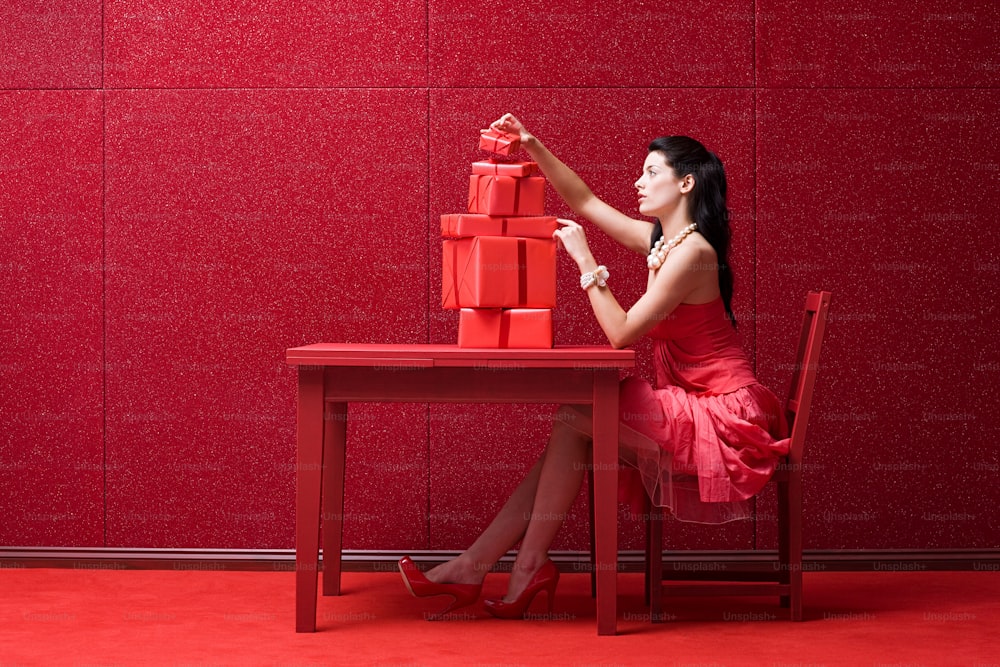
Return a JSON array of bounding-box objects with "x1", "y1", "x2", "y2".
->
[
  {"x1": 483, "y1": 559, "x2": 560, "y2": 620},
  {"x1": 398, "y1": 556, "x2": 481, "y2": 619}
]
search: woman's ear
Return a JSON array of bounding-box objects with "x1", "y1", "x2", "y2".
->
[{"x1": 679, "y1": 174, "x2": 695, "y2": 193}]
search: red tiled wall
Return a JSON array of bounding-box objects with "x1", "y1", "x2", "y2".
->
[
  {"x1": 2, "y1": 1, "x2": 997, "y2": 552},
  {"x1": 1, "y1": 90, "x2": 104, "y2": 546}
]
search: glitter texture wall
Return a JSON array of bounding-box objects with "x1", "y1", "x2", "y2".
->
[{"x1": 2, "y1": 1, "x2": 998, "y2": 554}]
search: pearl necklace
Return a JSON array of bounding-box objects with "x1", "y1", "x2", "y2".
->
[{"x1": 647, "y1": 223, "x2": 698, "y2": 269}]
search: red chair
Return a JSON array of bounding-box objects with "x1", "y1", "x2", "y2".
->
[{"x1": 642, "y1": 290, "x2": 832, "y2": 621}]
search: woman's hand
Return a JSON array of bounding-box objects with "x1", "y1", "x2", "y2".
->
[
  {"x1": 553, "y1": 218, "x2": 598, "y2": 272},
  {"x1": 489, "y1": 113, "x2": 534, "y2": 146}
]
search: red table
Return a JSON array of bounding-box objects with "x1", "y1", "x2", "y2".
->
[{"x1": 286, "y1": 343, "x2": 635, "y2": 635}]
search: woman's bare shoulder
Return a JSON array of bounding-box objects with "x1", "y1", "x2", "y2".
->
[{"x1": 670, "y1": 235, "x2": 718, "y2": 273}]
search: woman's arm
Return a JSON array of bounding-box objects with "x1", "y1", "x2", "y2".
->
[
  {"x1": 554, "y1": 219, "x2": 712, "y2": 349},
  {"x1": 490, "y1": 114, "x2": 653, "y2": 256}
]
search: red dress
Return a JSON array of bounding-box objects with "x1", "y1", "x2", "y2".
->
[{"x1": 616, "y1": 297, "x2": 790, "y2": 523}]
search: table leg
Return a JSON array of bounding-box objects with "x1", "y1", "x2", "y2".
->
[
  {"x1": 295, "y1": 368, "x2": 324, "y2": 632},
  {"x1": 591, "y1": 371, "x2": 619, "y2": 636},
  {"x1": 322, "y1": 401, "x2": 347, "y2": 596}
]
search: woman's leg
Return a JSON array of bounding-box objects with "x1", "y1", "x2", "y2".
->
[
  {"x1": 424, "y1": 455, "x2": 544, "y2": 586},
  {"x1": 425, "y1": 406, "x2": 593, "y2": 589},
  {"x1": 500, "y1": 411, "x2": 592, "y2": 602}
]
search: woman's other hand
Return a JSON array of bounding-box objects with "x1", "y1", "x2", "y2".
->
[{"x1": 553, "y1": 218, "x2": 597, "y2": 272}]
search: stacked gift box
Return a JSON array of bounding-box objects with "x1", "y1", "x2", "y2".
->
[{"x1": 441, "y1": 129, "x2": 557, "y2": 348}]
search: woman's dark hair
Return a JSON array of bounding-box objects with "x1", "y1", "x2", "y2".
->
[{"x1": 647, "y1": 136, "x2": 735, "y2": 328}]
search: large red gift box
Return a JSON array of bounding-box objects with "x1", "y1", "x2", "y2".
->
[
  {"x1": 468, "y1": 174, "x2": 545, "y2": 216},
  {"x1": 441, "y1": 213, "x2": 557, "y2": 239},
  {"x1": 478, "y1": 129, "x2": 520, "y2": 156},
  {"x1": 458, "y1": 308, "x2": 553, "y2": 348},
  {"x1": 470, "y1": 160, "x2": 539, "y2": 177},
  {"x1": 442, "y1": 236, "x2": 556, "y2": 309}
]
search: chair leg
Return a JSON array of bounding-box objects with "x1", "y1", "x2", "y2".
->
[
  {"x1": 777, "y1": 480, "x2": 790, "y2": 610},
  {"x1": 778, "y1": 479, "x2": 804, "y2": 621},
  {"x1": 789, "y1": 570, "x2": 803, "y2": 621},
  {"x1": 645, "y1": 497, "x2": 664, "y2": 623},
  {"x1": 788, "y1": 481, "x2": 803, "y2": 621}
]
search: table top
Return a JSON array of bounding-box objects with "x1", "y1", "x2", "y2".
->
[{"x1": 286, "y1": 343, "x2": 635, "y2": 369}]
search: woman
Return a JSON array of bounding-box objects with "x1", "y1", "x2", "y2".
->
[{"x1": 399, "y1": 113, "x2": 789, "y2": 619}]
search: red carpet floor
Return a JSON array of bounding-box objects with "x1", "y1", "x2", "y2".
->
[{"x1": 1, "y1": 568, "x2": 997, "y2": 665}]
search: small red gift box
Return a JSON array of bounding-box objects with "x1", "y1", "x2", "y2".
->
[
  {"x1": 441, "y1": 213, "x2": 557, "y2": 239},
  {"x1": 442, "y1": 236, "x2": 556, "y2": 309},
  {"x1": 458, "y1": 308, "x2": 553, "y2": 348},
  {"x1": 479, "y1": 128, "x2": 520, "y2": 156},
  {"x1": 468, "y1": 174, "x2": 545, "y2": 216},
  {"x1": 470, "y1": 160, "x2": 539, "y2": 177}
]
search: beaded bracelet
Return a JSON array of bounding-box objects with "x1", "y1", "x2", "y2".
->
[{"x1": 580, "y1": 265, "x2": 609, "y2": 290}]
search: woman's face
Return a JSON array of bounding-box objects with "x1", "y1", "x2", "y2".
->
[{"x1": 634, "y1": 151, "x2": 690, "y2": 219}]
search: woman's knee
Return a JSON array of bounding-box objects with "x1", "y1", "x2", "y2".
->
[{"x1": 553, "y1": 404, "x2": 592, "y2": 438}]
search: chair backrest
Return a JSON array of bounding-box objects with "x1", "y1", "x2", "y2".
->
[{"x1": 784, "y1": 291, "x2": 832, "y2": 466}]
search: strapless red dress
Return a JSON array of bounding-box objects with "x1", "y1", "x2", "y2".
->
[{"x1": 615, "y1": 297, "x2": 790, "y2": 523}]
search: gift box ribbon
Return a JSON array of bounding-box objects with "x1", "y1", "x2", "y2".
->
[
  {"x1": 498, "y1": 310, "x2": 511, "y2": 348},
  {"x1": 516, "y1": 238, "x2": 527, "y2": 307}
]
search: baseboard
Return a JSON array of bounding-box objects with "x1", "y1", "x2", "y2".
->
[{"x1": 1, "y1": 547, "x2": 998, "y2": 574}]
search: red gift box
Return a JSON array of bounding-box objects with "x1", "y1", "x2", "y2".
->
[
  {"x1": 470, "y1": 160, "x2": 539, "y2": 177},
  {"x1": 441, "y1": 213, "x2": 557, "y2": 239},
  {"x1": 468, "y1": 174, "x2": 545, "y2": 216},
  {"x1": 479, "y1": 128, "x2": 520, "y2": 156},
  {"x1": 458, "y1": 308, "x2": 553, "y2": 348},
  {"x1": 442, "y1": 236, "x2": 556, "y2": 309}
]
